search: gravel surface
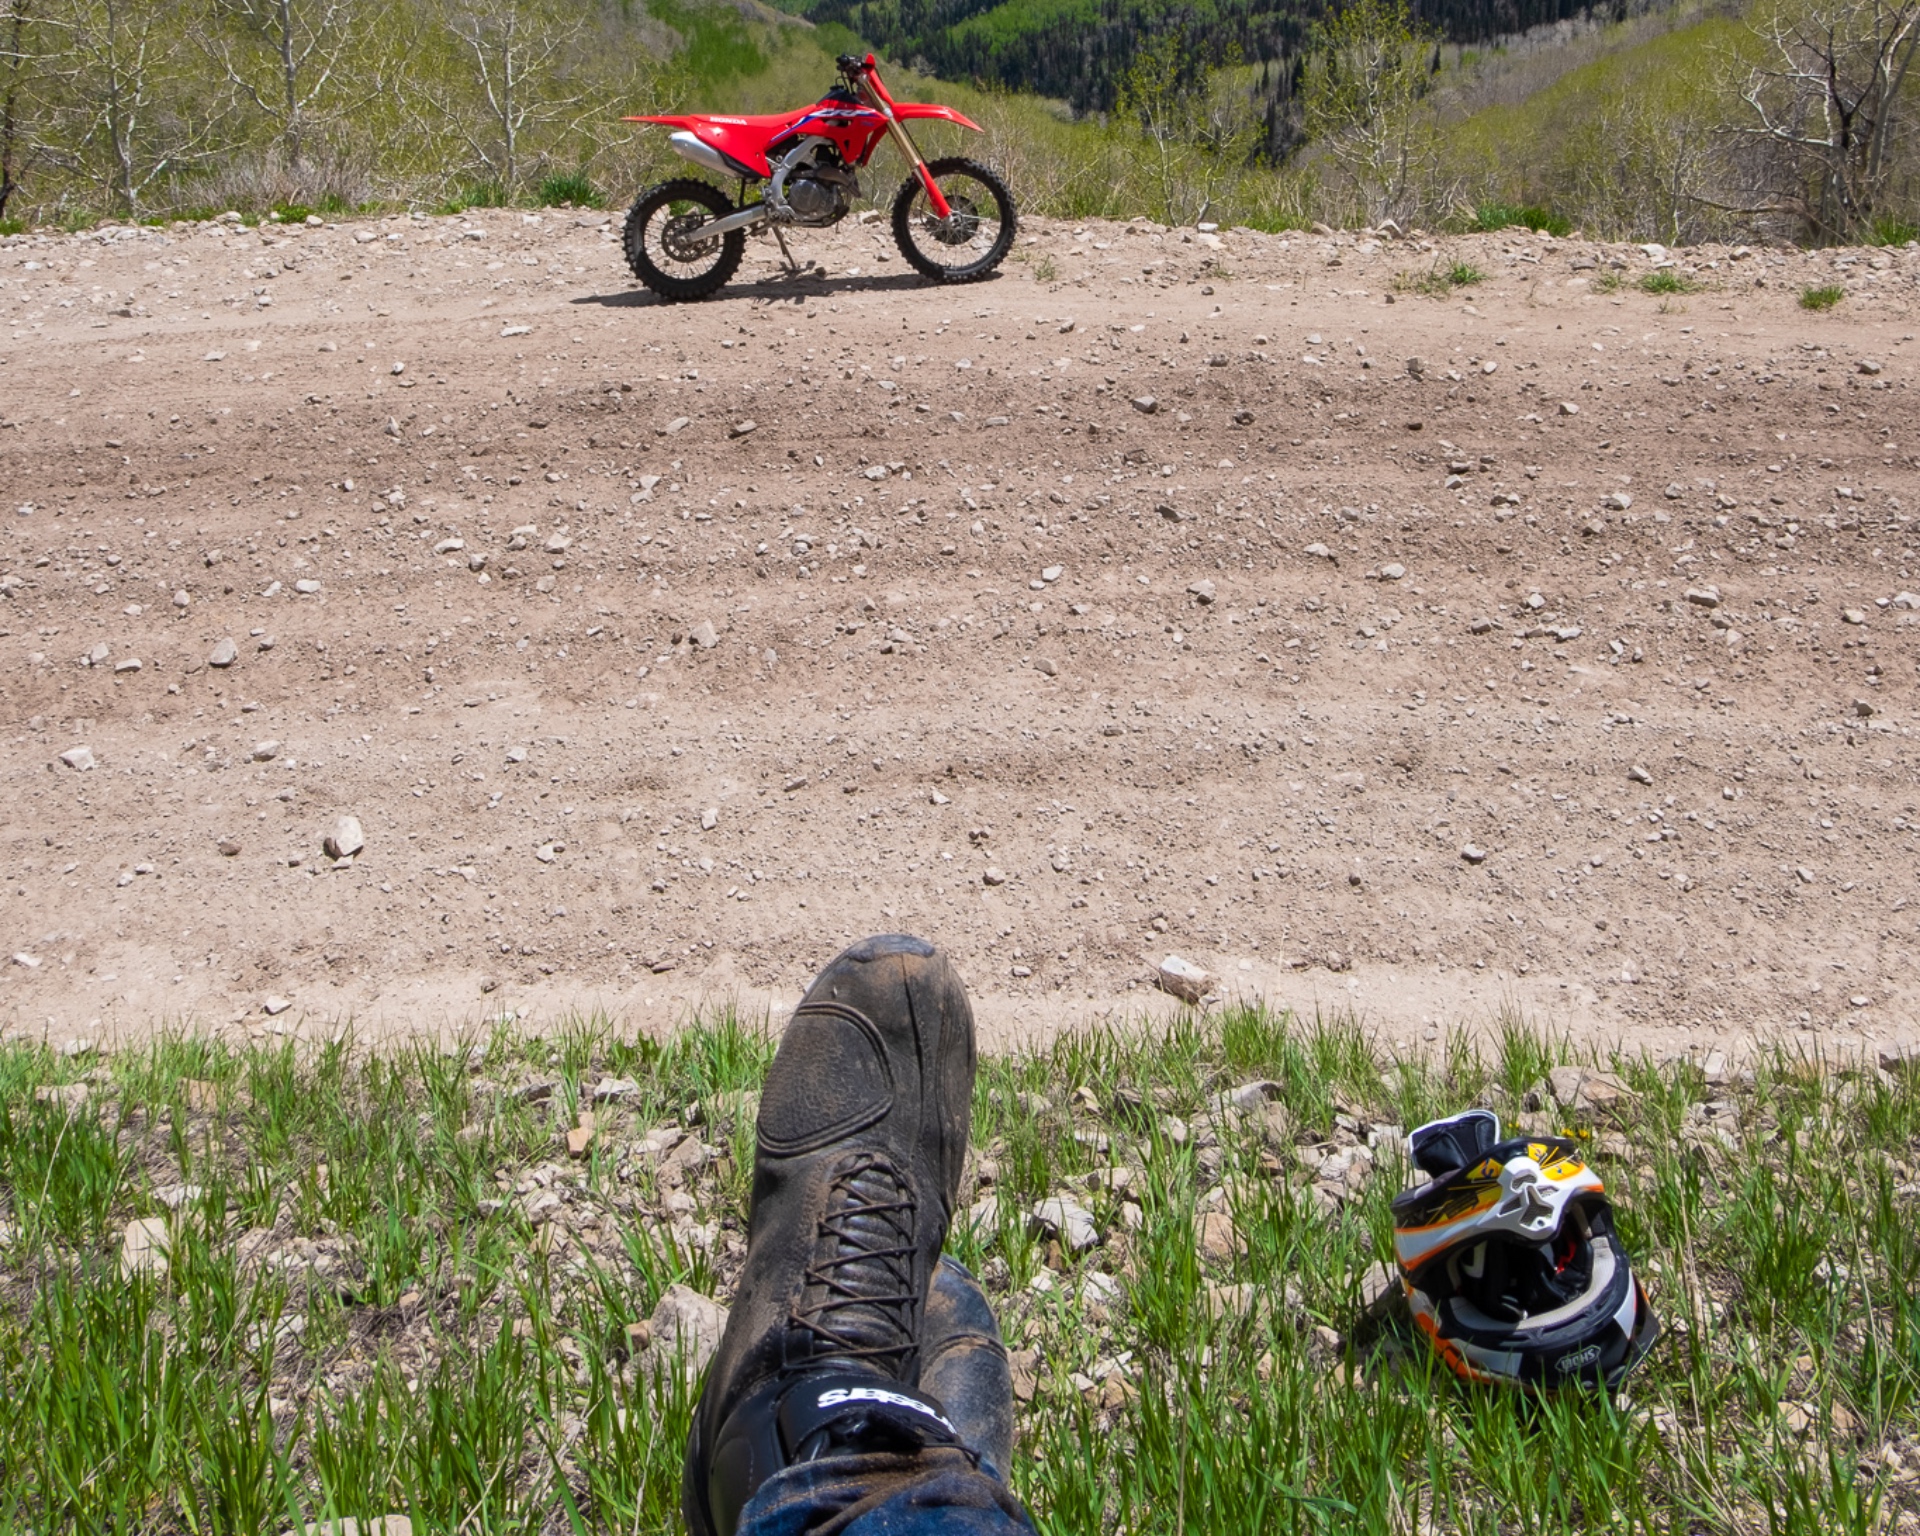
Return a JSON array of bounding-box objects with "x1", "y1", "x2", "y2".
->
[{"x1": 2, "y1": 208, "x2": 1916, "y2": 1058}]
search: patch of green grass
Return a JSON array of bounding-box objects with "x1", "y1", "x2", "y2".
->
[
  {"x1": 0, "y1": 1008, "x2": 1916, "y2": 1530},
  {"x1": 270, "y1": 204, "x2": 315, "y2": 225},
  {"x1": 1801, "y1": 284, "x2": 1846, "y2": 311},
  {"x1": 538, "y1": 171, "x2": 603, "y2": 209},
  {"x1": 1470, "y1": 201, "x2": 1572, "y2": 236},
  {"x1": 435, "y1": 180, "x2": 510, "y2": 216},
  {"x1": 0, "y1": 215, "x2": 24, "y2": 236},
  {"x1": 1594, "y1": 269, "x2": 1624, "y2": 292},
  {"x1": 1394, "y1": 260, "x2": 1487, "y2": 298},
  {"x1": 1638, "y1": 268, "x2": 1695, "y2": 294},
  {"x1": 1867, "y1": 216, "x2": 1918, "y2": 247}
]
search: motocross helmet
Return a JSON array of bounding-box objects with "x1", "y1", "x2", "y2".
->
[{"x1": 1391, "y1": 1109, "x2": 1659, "y2": 1391}]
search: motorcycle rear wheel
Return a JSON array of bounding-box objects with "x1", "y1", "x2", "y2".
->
[
  {"x1": 624, "y1": 178, "x2": 745, "y2": 301},
  {"x1": 891, "y1": 158, "x2": 1016, "y2": 284}
]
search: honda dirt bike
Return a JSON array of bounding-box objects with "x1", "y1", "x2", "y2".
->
[{"x1": 620, "y1": 52, "x2": 1016, "y2": 300}]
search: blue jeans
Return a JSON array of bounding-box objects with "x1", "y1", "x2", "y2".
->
[{"x1": 736, "y1": 1446, "x2": 1035, "y2": 1536}]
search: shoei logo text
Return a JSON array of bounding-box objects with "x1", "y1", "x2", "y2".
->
[
  {"x1": 1555, "y1": 1345, "x2": 1604, "y2": 1374},
  {"x1": 816, "y1": 1385, "x2": 956, "y2": 1431}
]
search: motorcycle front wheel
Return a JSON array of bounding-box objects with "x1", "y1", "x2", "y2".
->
[
  {"x1": 624, "y1": 178, "x2": 745, "y2": 301},
  {"x1": 891, "y1": 158, "x2": 1016, "y2": 284}
]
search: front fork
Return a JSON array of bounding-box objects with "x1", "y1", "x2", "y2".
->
[{"x1": 862, "y1": 84, "x2": 953, "y2": 220}]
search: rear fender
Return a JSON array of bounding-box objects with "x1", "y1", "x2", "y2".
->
[{"x1": 889, "y1": 103, "x2": 983, "y2": 132}]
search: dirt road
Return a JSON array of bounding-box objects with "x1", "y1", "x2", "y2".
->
[{"x1": 2, "y1": 204, "x2": 1916, "y2": 1060}]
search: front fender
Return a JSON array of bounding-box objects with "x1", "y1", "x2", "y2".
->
[{"x1": 890, "y1": 103, "x2": 983, "y2": 132}]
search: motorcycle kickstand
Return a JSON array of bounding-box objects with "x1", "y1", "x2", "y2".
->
[{"x1": 769, "y1": 223, "x2": 804, "y2": 277}]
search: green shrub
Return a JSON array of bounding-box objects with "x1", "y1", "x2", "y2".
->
[
  {"x1": 1867, "y1": 215, "x2": 1918, "y2": 247},
  {"x1": 1638, "y1": 269, "x2": 1693, "y2": 293},
  {"x1": 1471, "y1": 201, "x2": 1571, "y2": 236},
  {"x1": 1593, "y1": 269, "x2": 1623, "y2": 292},
  {"x1": 538, "y1": 170, "x2": 603, "y2": 208},
  {"x1": 270, "y1": 204, "x2": 314, "y2": 225},
  {"x1": 1800, "y1": 284, "x2": 1845, "y2": 311},
  {"x1": 1445, "y1": 260, "x2": 1486, "y2": 286}
]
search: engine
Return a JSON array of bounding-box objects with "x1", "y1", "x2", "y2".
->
[{"x1": 770, "y1": 138, "x2": 860, "y2": 227}]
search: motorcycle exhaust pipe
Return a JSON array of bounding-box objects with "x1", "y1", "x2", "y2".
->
[{"x1": 670, "y1": 131, "x2": 746, "y2": 181}]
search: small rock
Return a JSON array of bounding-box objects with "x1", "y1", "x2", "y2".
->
[
  {"x1": 1859, "y1": 359, "x2": 1883, "y2": 375},
  {"x1": 121, "y1": 1216, "x2": 173, "y2": 1278},
  {"x1": 293, "y1": 579, "x2": 322, "y2": 595},
  {"x1": 1604, "y1": 492, "x2": 1632, "y2": 512},
  {"x1": 182, "y1": 1079, "x2": 223, "y2": 1113},
  {"x1": 113, "y1": 657, "x2": 142, "y2": 674},
  {"x1": 172, "y1": 589, "x2": 191, "y2": 608},
  {"x1": 1202, "y1": 1281, "x2": 1260, "y2": 1321},
  {"x1": 1559, "y1": 401, "x2": 1579, "y2": 416},
  {"x1": 1188, "y1": 578, "x2": 1217, "y2": 604},
  {"x1": 1405, "y1": 357, "x2": 1425, "y2": 378},
  {"x1": 1358, "y1": 1260, "x2": 1399, "y2": 1312},
  {"x1": 1130, "y1": 395, "x2": 1158, "y2": 414},
  {"x1": 1041, "y1": 565, "x2": 1064, "y2": 582},
  {"x1": 1852, "y1": 698, "x2": 1875, "y2": 718},
  {"x1": 1460, "y1": 843, "x2": 1486, "y2": 864},
  {"x1": 700, "y1": 807, "x2": 718, "y2": 831},
  {"x1": 690, "y1": 620, "x2": 719, "y2": 649},
  {"x1": 1878, "y1": 1044, "x2": 1920, "y2": 1076},
  {"x1": 728, "y1": 420, "x2": 757, "y2": 438},
  {"x1": 1033, "y1": 657, "x2": 1059, "y2": 677},
  {"x1": 1156, "y1": 954, "x2": 1212, "y2": 1003},
  {"x1": 982, "y1": 866, "x2": 1007, "y2": 886},
  {"x1": 251, "y1": 740, "x2": 281, "y2": 761},
  {"x1": 1842, "y1": 607, "x2": 1867, "y2": 626},
  {"x1": 1223, "y1": 1079, "x2": 1283, "y2": 1112},
  {"x1": 1379, "y1": 563, "x2": 1406, "y2": 581},
  {"x1": 1081, "y1": 1270, "x2": 1124, "y2": 1315},
  {"x1": 592, "y1": 1076, "x2": 639, "y2": 1102},
  {"x1": 217, "y1": 839, "x2": 242, "y2": 857},
  {"x1": 1195, "y1": 1210, "x2": 1243, "y2": 1262},
  {"x1": 647, "y1": 1284, "x2": 730, "y2": 1377},
  {"x1": 34, "y1": 1082, "x2": 90, "y2": 1111},
  {"x1": 262, "y1": 995, "x2": 291, "y2": 1016},
  {"x1": 1548, "y1": 1066, "x2": 1635, "y2": 1113},
  {"x1": 209, "y1": 638, "x2": 239, "y2": 668},
  {"x1": 323, "y1": 815, "x2": 365, "y2": 860},
  {"x1": 1628, "y1": 764, "x2": 1654, "y2": 786},
  {"x1": 566, "y1": 1124, "x2": 595, "y2": 1158},
  {"x1": 1031, "y1": 1196, "x2": 1101, "y2": 1251},
  {"x1": 58, "y1": 746, "x2": 95, "y2": 771}
]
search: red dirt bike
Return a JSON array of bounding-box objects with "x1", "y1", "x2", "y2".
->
[{"x1": 621, "y1": 52, "x2": 1016, "y2": 300}]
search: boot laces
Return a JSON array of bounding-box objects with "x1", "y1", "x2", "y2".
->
[{"x1": 788, "y1": 1157, "x2": 918, "y2": 1376}]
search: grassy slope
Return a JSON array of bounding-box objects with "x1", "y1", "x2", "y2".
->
[
  {"x1": 3, "y1": 1007, "x2": 1918, "y2": 1531},
  {"x1": 1435, "y1": 15, "x2": 1757, "y2": 240}
]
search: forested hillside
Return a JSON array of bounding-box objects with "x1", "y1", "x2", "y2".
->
[{"x1": 772, "y1": 0, "x2": 1641, "y2": 112}]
